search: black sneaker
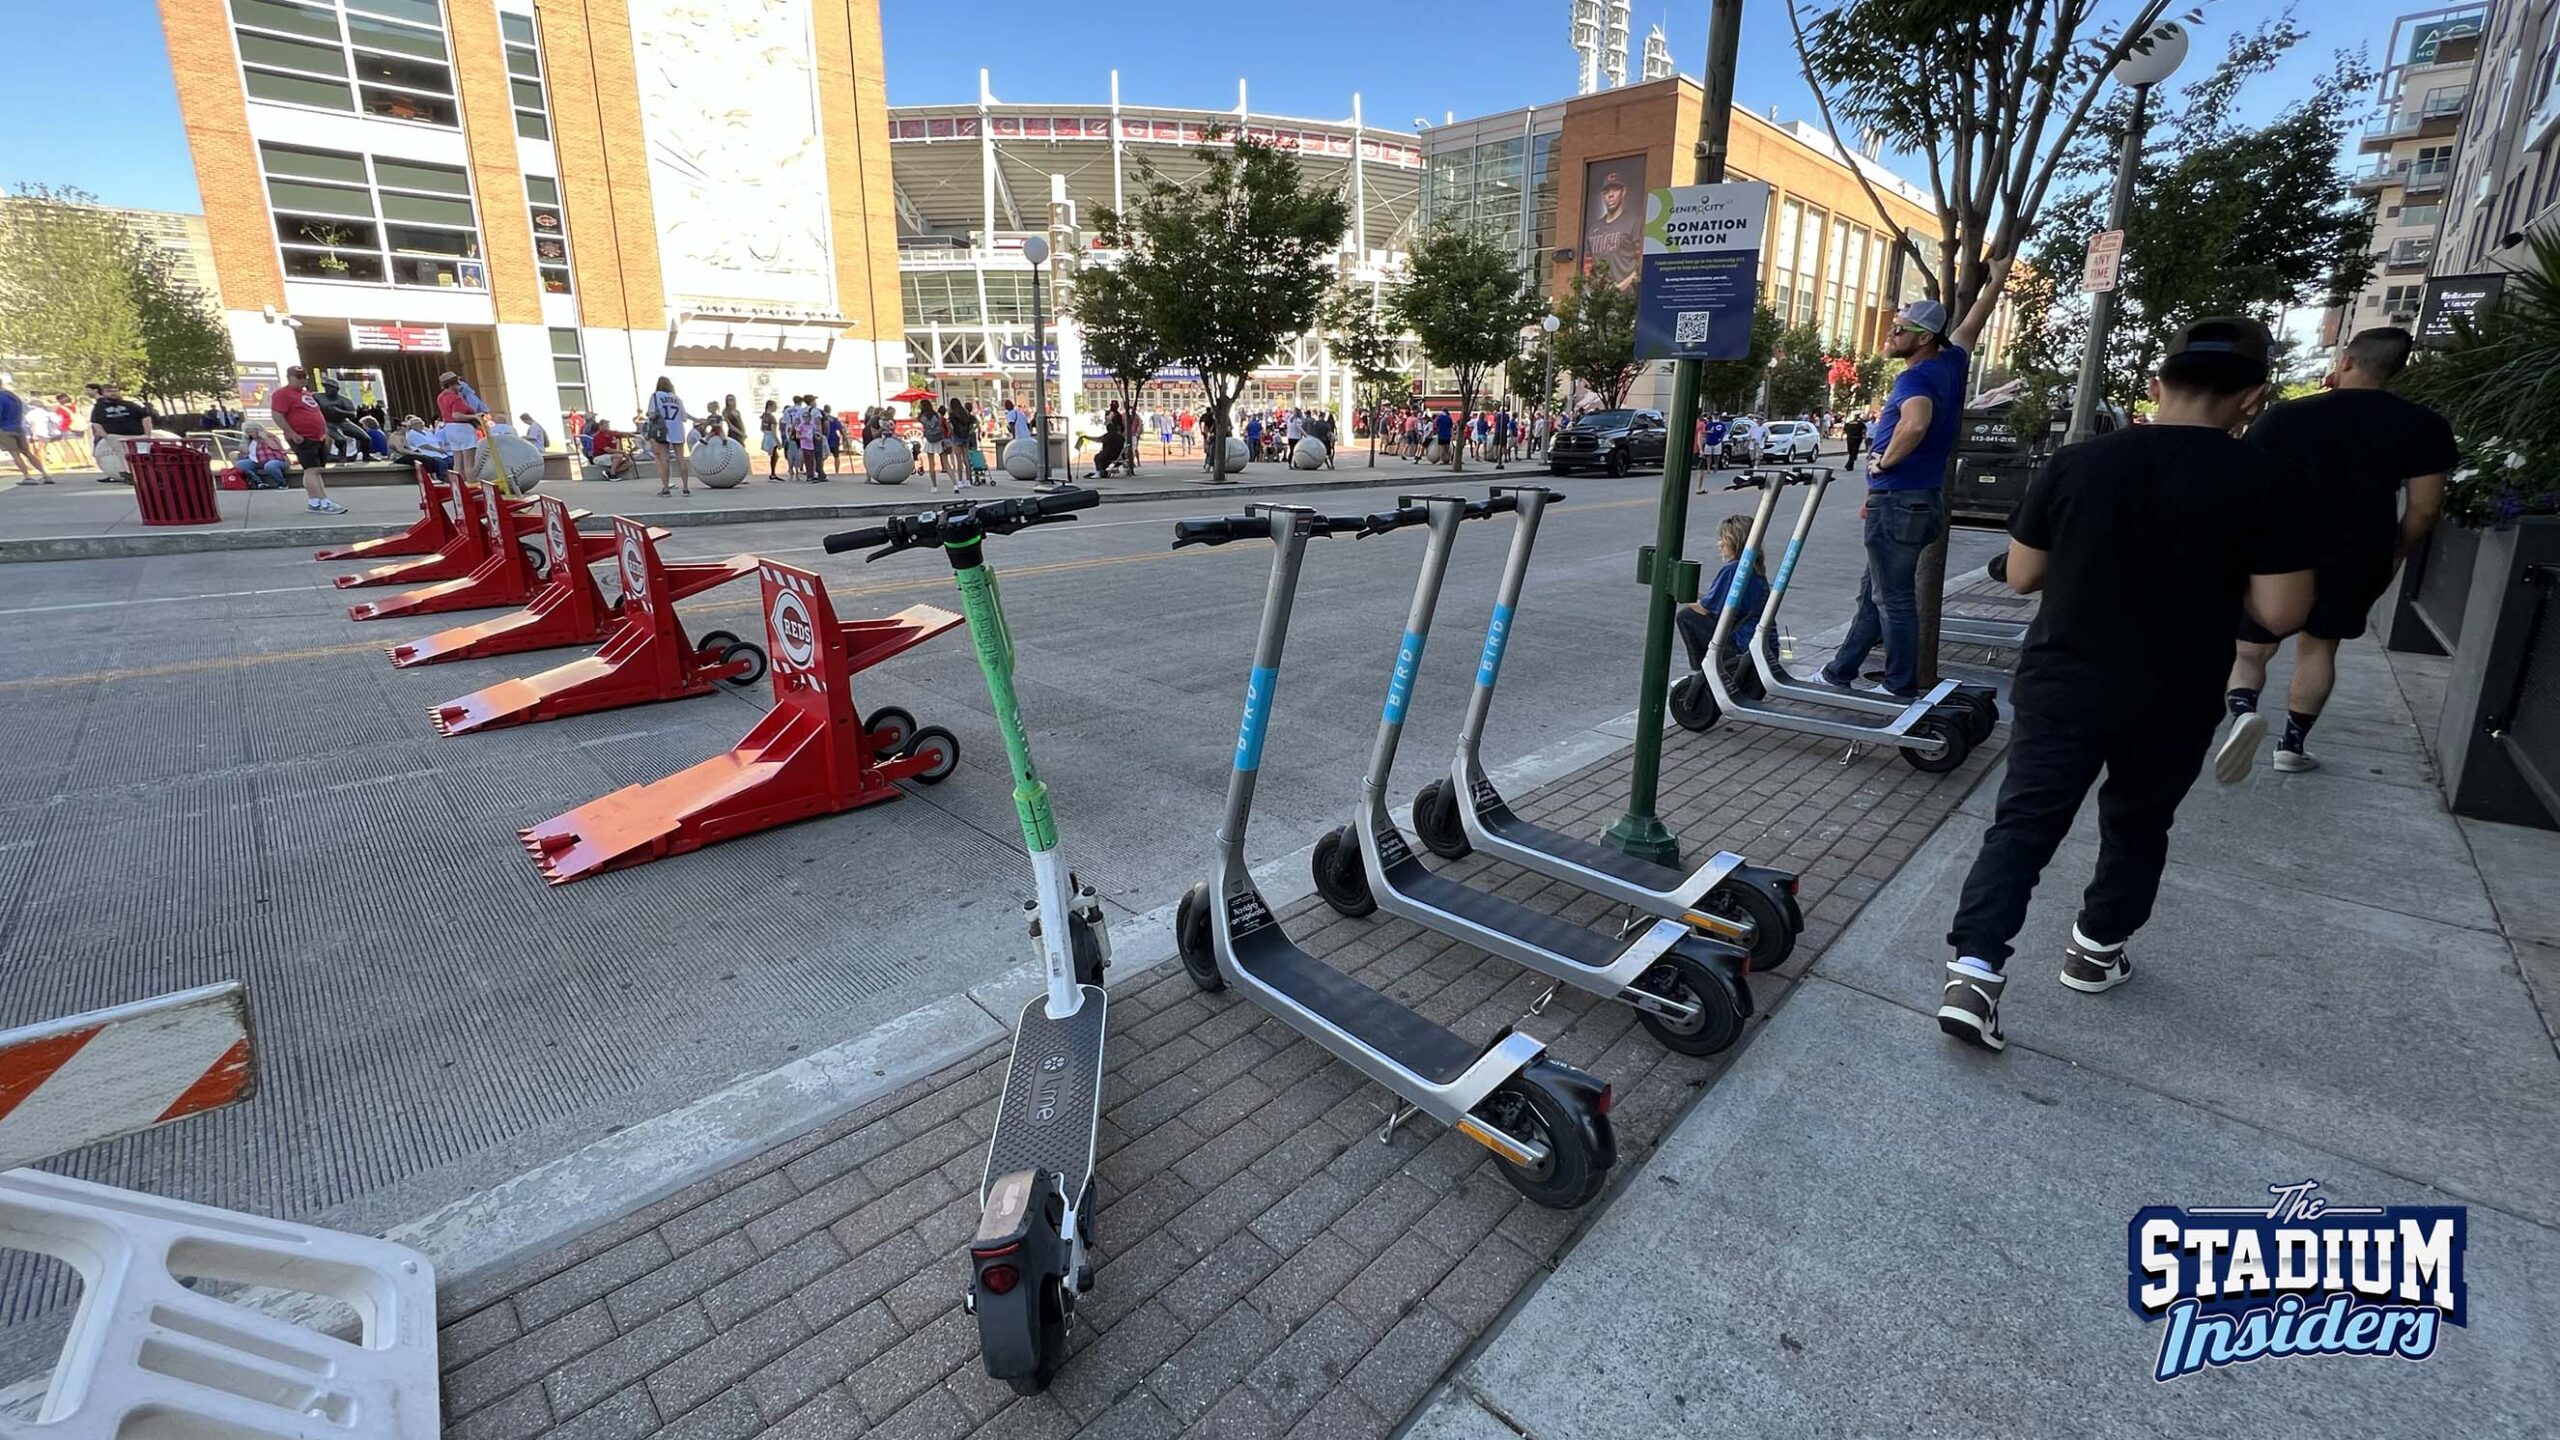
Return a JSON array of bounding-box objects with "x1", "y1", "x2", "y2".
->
[
  {"x1": 2058, "y1": 934, "x2": 2132, "y2": 993},
  {"x1": 1936, "y1": 962, "x2": 2006, "y2": 1052}
]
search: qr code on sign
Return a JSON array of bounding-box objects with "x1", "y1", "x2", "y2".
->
[{"x1": 1673, "y1": 311, "x2": 1713, "y2": 344}]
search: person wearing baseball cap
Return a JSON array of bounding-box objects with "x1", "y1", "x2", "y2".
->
[
  {"x1": 267, "y1": 366, "x2": 348, "y2": 514},
  {"x1": 1935, "y1": 316, "x2": 2314, "y2": 1054},
  {"x1": 1820, "y1": 296, "x2": 1966, "y2": 698}
]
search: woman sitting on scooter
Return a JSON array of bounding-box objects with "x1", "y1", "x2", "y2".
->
[{"x1": 1676, "y1": 514, "x2": 1770, "y2": 697}]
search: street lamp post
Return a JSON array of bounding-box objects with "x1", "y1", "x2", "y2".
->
[
  {"x1": 1538, "y1": 312, "x2": 1561, "y2": 451},
  {"x1": 2067, "y1": 22, "x2": 2188, "y2": 445},
  {"x1": 1023, "y1": 234, "x2": 1055, "y2": 487}
]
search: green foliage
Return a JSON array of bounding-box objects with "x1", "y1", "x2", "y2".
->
[
  {"x1": 1697, "y1": 305, "x2": 1782, "y2": 413},
  {"x1": 1095, "y1": 136, "x2": 1350, "y2": 478},
  {"x1": 1505, "y1": 346, "x2": 1558, "y2": 411},
  {"x1": 126, "y1": 229, "x2": 234, "y2": 408},
  {"x1": 0, "y1": 185, "x2": 146, "y2": 394},
  {"x1": 1551, "y1": 267, "x2": 1641, "y2": 410},
  {"x1": 1389, "y1": 226, "x2": 1542, "y2": 470},
  {"x1": 1068, "y1": 263, "x2": 1164, "y2": 469},
  {"x1": 1765, "y1": 322, "x2": 1832, "y2": 416},
  {"x1": 2397, "y1": 232, "x2": 2560, "y2": 527},
  {"x1": 1852, "y1": 351, "x2": 1895, "y2": 408},
  {"x1": 1792, "y1": 0, "x2": 2194, "y2": 340},
  {"x1": 1319, "y1": 285, "x2": 1409, "y2": 463},
  {"x1": 2021, "y1": 17, "x2": 2376, "y2": 412}
]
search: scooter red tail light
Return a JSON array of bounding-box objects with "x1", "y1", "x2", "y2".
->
[
  {"x1": 1595, "y1": 1085, "x2": 1615, "y2": 1117},
  {"x1": 979, "y1": 1263, "x2": 1020, "y2": 1295}
]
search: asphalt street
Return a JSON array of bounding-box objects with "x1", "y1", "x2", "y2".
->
[{"x1": 0, "y1": 454, "x2": 2002, "y2": 1299}]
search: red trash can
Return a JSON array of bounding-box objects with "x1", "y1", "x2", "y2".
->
[{"x1": 130, "y1": 438, "x2": 223, "y2": 526}]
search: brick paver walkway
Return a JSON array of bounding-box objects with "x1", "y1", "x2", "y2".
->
[{"x1": 435, "y1": 698, "x2": 2006, "y2": 1440}]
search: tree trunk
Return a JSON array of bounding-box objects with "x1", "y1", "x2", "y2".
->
[
  {"x1": 1209, "y1": 388, "x2": 1235, "y2": 484},
  {"x1": 1449, "y1": 379, "x2": 1471, "y2": 474}
]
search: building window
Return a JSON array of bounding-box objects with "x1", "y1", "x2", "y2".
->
[
  {"x1": 549, "y1": 327, "x2": 588, "y2": 413},
  {"x1": 230, "y1": 0, "x2": 458, "y2": 128},
  {"x1": 2381, "y1": 283, "x2": 2424, "y2": 319},
  {"x1": 262, "y1": 141, "x2": 485, "y2": 289},
  {"x1": 2400, "y1": 203, "x2": 2442, "y2": 230},
  {"x1": 500, "y1": 11, "x2": 552, "y2": 140},
  {"x1": 525, "y1": 174, "x2": 571, "y2": 294}
]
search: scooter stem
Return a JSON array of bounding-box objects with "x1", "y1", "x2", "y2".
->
[
  {"x1": 1363, "y1": 496, "x2": 1470, "y2": 803},
  {"x1": 1457, "y1": 489, "x2": 1552, "y2": 761}
]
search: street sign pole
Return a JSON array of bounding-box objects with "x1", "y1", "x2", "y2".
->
[
  {"x1": 2067, "y1": 83, "x2": 2149, "y2": 444},
  {"x1": 1604, "y1": 0, "x2": 1743, "y2": 867}
]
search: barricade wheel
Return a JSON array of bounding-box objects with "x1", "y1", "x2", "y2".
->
[
  {"x1": 866, "y1": 706, "x2": 917, "y2": 752},
  {"x1": 697, "y1": 629, "x2": 737, "y2": 654},
  {"x1": 904, "y1": 725, "x2": 960, "y2": 783},
  {"x1": 719, "y1": 641, "x2": 768, "y2": 688},
  {"x1": 520, "y1": 541, "x2": 550, "y2": 580}
]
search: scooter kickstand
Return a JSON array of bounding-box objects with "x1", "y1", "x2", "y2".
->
[
  {"x1": 1526, "y1": 983, "x2": 1560, "y2": 1017},
  {"x1": 1837, "y1": 740, "x2": 1865, "y2": 766},
  {"x1": 1378, "y1": 1102, "x2": 1421, "y2": 1147}
]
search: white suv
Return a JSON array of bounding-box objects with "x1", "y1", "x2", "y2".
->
[{"x1": 1756, "y1": 420, "x2": 1823, "y2": 463}]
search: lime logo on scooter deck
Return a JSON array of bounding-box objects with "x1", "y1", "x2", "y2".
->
[
  {"x1": 1476, "y1": 605, "x2": 1513, "y2": 688},
  {"x1": 2127, "y1": 1179, "x2": 2466, "y2": 1383},
  {"x1": 1773, "y1": 537, "x2": 1804, "y2": 591},
  {"x1": 770, "y1": 587, "x2": 817, "y2": 670},
  {"x1": 1234, "y1": 666, "x2": 1278, "y2": 772},
  {"x1": 1383, "y1": 630, "x2": 1427, "y2": 723},
  {"x1": 1031, "y1": 1052, "x2": 1070, "y2": 1124}
]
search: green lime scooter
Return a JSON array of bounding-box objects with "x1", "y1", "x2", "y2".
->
[{"x1": 823, "y1": 488, "x2": 1110, "y2": 1395}]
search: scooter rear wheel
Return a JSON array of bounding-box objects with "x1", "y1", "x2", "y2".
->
[
  {"x1": 1002, "y1": 1273, "x2": 1069, "y2": 1396},
  {"x1": 1174, "y1": 882, "x2": 1224, "y2": 992},
  {"x1": 1478, "y1": 1074, "x2": 1606, "y2": 1210},
  {"x1": 1632, "y1": 951, "x2": 1745, "y2": 1056},
  {"x1": 1670, "y1": 674, "x2": 1720, "y2": 732},
  {"x1": 1701, "y1": 876, "x2": 1795, "y2": 971},
  {"x1": 1311, "y1": 827, "x2": 1376, "y2": 918},
  {"x1": 1411, "y1": 780, "x2": 1473, "y2": 860}
]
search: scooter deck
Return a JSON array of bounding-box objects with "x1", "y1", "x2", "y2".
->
[
  {"x1": 982, "y1": 985, "x2": 1108, "y2": 1206},
  {"x1": 1230, "y1": 906, "x2": 1479, "y2": 1086},
  {"x1": 1369, "y1": 818, "x2": 1668, "y2": 973},
  {"x1": 1464, "y1": 774, "x2": 1740, "y2": 899}
]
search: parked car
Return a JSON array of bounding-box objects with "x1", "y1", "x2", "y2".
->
[
  {"x1": 1756, "y1": 420, "x2": 1823, "y2": 463},
  {"x1": 1548, "y1": 409, "x2": 1667, "y2": 476}
]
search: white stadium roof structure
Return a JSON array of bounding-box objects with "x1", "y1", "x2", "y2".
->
[{"x1": 886, "y1": 74, "x2": 1425, "y2": 265}]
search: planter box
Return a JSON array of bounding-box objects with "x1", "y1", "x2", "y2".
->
[
  {"x1": 2386, "y1": 522, "x2": 2482, "y2": 655},
  {"x1": 2435, "y1": 516, "x2": 2560, "y2": 829}
]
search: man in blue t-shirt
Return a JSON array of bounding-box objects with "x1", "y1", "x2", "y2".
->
[{"x1": 1821, "y1": 298, "x2": 1970, "y2": 697}]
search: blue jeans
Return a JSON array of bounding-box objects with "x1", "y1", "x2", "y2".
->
[
  {"x1": 241, "y1": 458, "x2": 287, "y2": 487},
  {"x1": 1823, "y1": 487, "x2": 1946, "y2": 695}
]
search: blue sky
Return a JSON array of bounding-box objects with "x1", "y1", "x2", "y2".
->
[{"x1": 11, "y1": 0, "x2": 2417, "y2": 214}]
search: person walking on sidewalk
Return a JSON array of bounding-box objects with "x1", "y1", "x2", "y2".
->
[
  {"x1": 0, "y1": 378, "x2": 48, "y2": 483},
  {"x1": 1936, "y1": 318, "x2": 2313, "y2": 1054},
  {"x1": 2217, "y1": 326, "x2": 2454, "y2": 779},
  {"x1": 267, "y1": 368, "x2": 348, "y2": 514},
  {"x1": 1821, "y1": 299, "x2": 1968, "y2": 699},
  {"x1": 646, "y1": 378, "x2": 691, "y2": 495}
]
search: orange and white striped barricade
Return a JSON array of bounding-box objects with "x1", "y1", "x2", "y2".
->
[{"x1": 0, "y1": 983, "x2": 439, "y2": 1438}]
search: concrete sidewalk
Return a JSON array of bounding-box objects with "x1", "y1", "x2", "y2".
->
[{"x1": 1413, "y1": 637, "x2": 2560, "y2": 1438}]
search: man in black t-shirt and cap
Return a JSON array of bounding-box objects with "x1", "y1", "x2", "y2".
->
[
  {"x1": 2215, "y1": 326, "x2": 2455, "y2": 780},
  {"x1": 1937, "y1": 318, "x2": 2314, "y2": 1054}
]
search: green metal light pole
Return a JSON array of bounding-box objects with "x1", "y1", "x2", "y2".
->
[{"x1": 1605, "y1": 0, "x2": 1744, "y2": 866}]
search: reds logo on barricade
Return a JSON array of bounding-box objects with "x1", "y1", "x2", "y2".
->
[
  {"x1": 771, "y1": 586, "x2": 816, "y2": 671},
  {"x1": 544, "y1": 502, "x2": 569, "y2": 566},
  {"x1": 620, "y1": 526, "x2": 650, "y2": 605}
]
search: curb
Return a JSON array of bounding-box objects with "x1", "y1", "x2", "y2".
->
[{"x1": 0, "y1": 470, "x2": 1447, "y2": 564}]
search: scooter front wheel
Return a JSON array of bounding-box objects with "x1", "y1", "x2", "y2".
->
[
  {"x1": 1174, "y1": 882, "x2": 1224, "y2": 992},
  {"x1": 1411, "y1": 780, "x2": 1473, "y2": 860},
  {"x1": 1476, "y1": 1072, "x2": 1609, "y2": 1210},
  {"x1": 1311, "y1": 827, "x2": 1376, "y2": 917},
  {"x1": 1069, "y1": 911, "x2": 1106, "y2": 988},
  {"x1": 1951, "y1": 688, "x2": 1998, "y2": 744},
  {"x1": 1901, "y1": 714, "x2": 1970, "y2": 774},
  {"x1": 1670, "y1": 674, "x2": 1720, "y2": 732},
  {"x1": 1632, "y1": 951, "x2": 1746, "y2": 1057}
]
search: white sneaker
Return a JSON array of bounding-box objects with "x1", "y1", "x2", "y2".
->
[
  {"x1": 308, "y1": 498, "x2": 346, "y2": 514},
  {"x1": 2273, "y1": 747, "x2": 2320, "y2": 773},
  {"x1": 2213, "y1": 712, "x2": 2265, "y2": 784}
]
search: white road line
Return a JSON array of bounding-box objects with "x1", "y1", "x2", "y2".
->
[{"x1": 0, "y1": 584, "x2": 324, "y2": 617}]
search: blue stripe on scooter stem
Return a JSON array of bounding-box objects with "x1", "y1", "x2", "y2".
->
[
  {"x1": 1476, "y1": 604, "x2": 1513, "y2": 688},
  {"x1": 1773, "y1": 536, "x2": 1804, "y2": 591},
  {"x1": 1234, "y1": 666, "x2": 1278, "y2": 772},
  {"x1": 1383, "y1": 630, "x2": 1427, "y2": 723},
  {"x1": 1725, "y1": 550, "x2": 1758, "y2": 608}
]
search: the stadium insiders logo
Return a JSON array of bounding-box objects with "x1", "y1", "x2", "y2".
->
[{"x1": 2127, "y1": 1180, "x2": 2465, "y2": 1382}]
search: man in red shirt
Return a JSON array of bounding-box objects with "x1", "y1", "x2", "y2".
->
[{"x1": 267, "y1": 366, "x2": 347, "y2": 514}]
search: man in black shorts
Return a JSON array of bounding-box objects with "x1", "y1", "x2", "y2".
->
[{"x1": 2216, "y1": 327, "x2": 2454, "y2": 779}]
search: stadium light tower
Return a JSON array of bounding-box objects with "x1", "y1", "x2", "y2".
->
[
  {"x1": 1571, "y1": 0, "x2": 1604, "y2": 95},
  {"x1": 1641, "y1": 24, "x2": 1672, "y2": 81},
  {"x1": 1603, "y1": 0, "x2": 1631, "y2": 87}
]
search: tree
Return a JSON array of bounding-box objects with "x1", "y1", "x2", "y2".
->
[
  {"x1": 1504, "y1": 344, "x2": 1558, "y2": 414},
  {"x1": 1068, "y1": 262, "x2": 1165, "y2": 474},
  {"x1": 1319, "y1": 284, "x2": 1406, "y2": 466},
  {"x1": 1390, "y1": 227, "x2": 1542, "y2": 472},
  {"x1": 1766, "y1": 322, "x2": 1832, "y2": 416},
  {"x1": 1698, "y1": 304, "x2": 1783, "y2": 413},
  {"x1": 1551, "y1": 267, "x2": 1642, "y2": 410},
  {"x1": 2398, "y1": 231, "x2": 2560, "y2": 526},
  {"x1": 1851, "y1": 351, "x2": 1895, "y2": 408},
  {"x1": 1094, "y1": 136, "x2": 1349, "y2": 482},
  {"x1": 2018, "y1": 18, "x2": 2376, "y2": 412},
  {"x1": 127, "y1": 230, "x2": 234, "y2": 411},
  {"x1": 0, "y1": 184, "x2": 146, "y2": 395}
]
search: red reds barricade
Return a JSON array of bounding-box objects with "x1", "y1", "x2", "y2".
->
[
  {"x1": 311, "y1": 462, "x2": 454, "y2": 562},
  {"x1": 428, "y1": 517, "x2": 762, "y2": 735},
  {"x1": 331, "y1": 472, "x2": 564, "y2": 589},
  {"x1": 385, "y1": 496, "x2": 615, "y2": 666},
  {"x1": 346, "y1": 481, "x2": 542, "y2": 622},
  {"x1": 0, "y1": 984, "x2": 441, "y2": 1437},
  {"x1": 518, "y1": 560, "x2": 962, "y2": 884}
]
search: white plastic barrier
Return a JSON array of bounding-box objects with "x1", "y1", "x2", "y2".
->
[
  {"x1": 1290, "y1": 438, "x2": 1328, "y2": 470},
  {"x1": 862, "y1": 436, "x2": 914, "y2": 484},
  {"x1": 1001, "y1": 438, "x2": 1041, "y2": 481},
  {"x1": 693, "y1": 436, "x2": 749, "y2": 489},
  {"x1": 1216, "y1": 436, "x2": 1249, "y2": 472},
  {"x1": 0, "y1": 1170, "x2": 440, "y2": 1439}
]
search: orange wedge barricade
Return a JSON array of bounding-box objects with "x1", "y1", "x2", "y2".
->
[
  {"x1": 348, "y1": 482, "x2": 541, "y2": 622},
  {"x1": 313, "y1": 463, "x2": 454, "y2": 562},
  {"x1": 429, "y1": 517, "x2": 759, "y2": 735},
  {"x1": 518, "y1": 560, "x2": 963, "y2": 884},
  {"x1": 386, "y1": 496, "x2": 616, "y2": 667}
]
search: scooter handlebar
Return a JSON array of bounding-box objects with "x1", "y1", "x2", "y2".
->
[
  {"x1": 821, "y1": 525, "x2": 890, "y2": 554},
  {"x1": 1036, "y1": 486, "x2": 1101, "y2": 516},
  {"x1": 1171, "y1": 515, "x2": 1273, "y2": 548},
  {"x1": 822, "y1": 486, "x2": 1098, "y2": 558}
]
